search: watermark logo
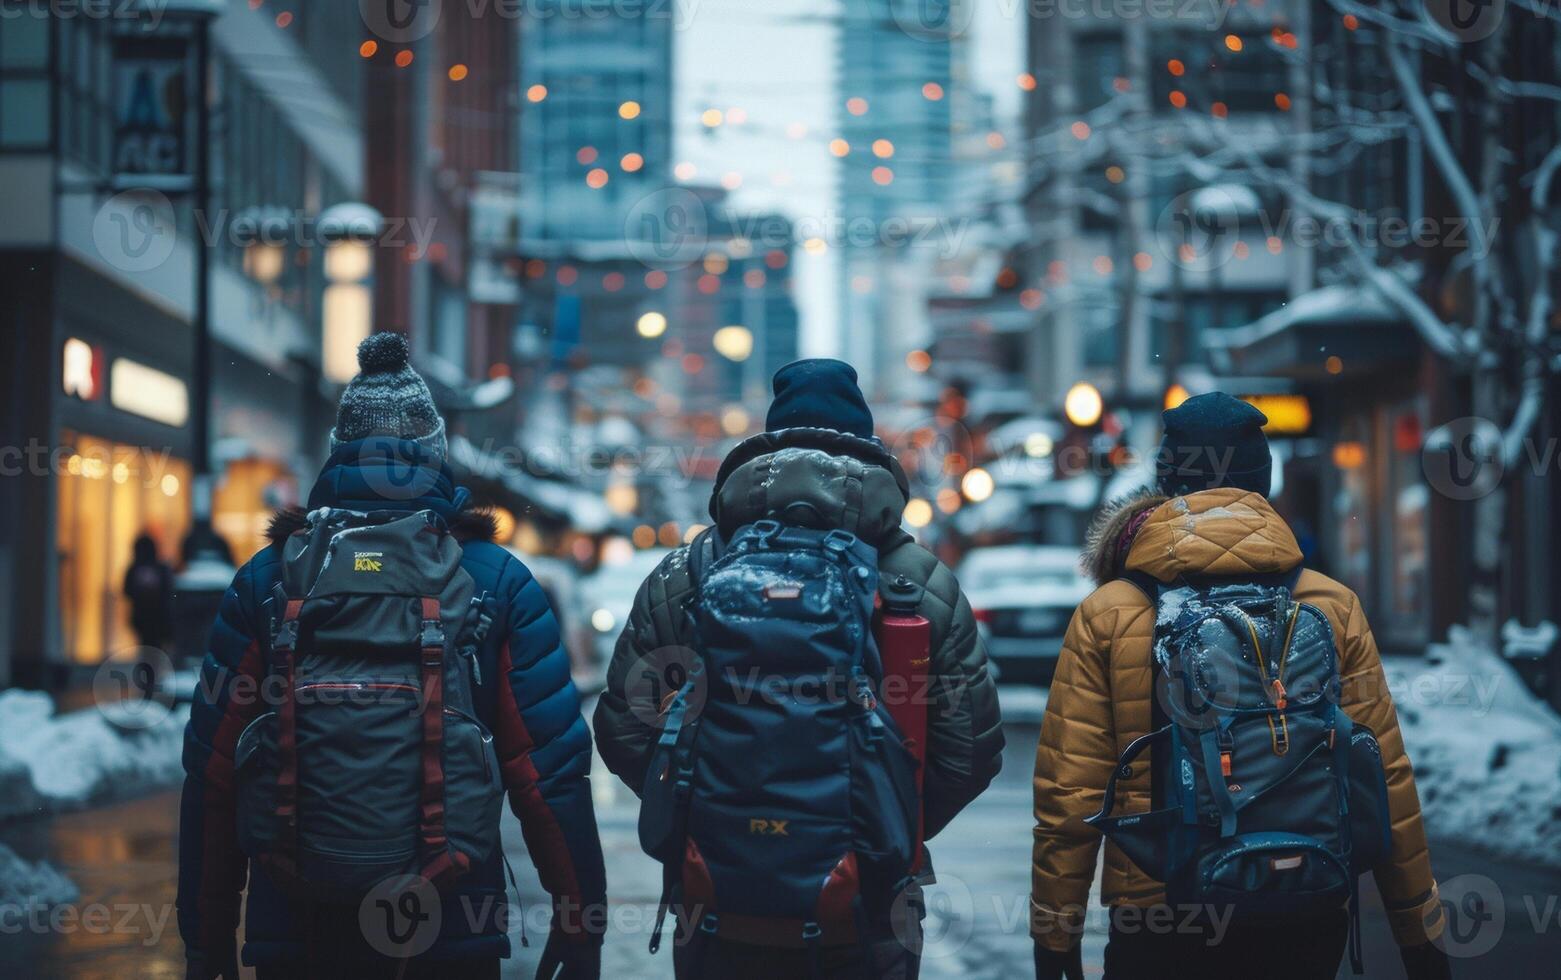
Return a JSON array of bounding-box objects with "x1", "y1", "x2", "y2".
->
[
  {"x1": 359, "y1": 874, "x2": 442, "y2": 958},
  {"x1": 1425, "y1": 0, "x2": 1505, "y2": 42},
  {"x1": 625, "y1": 186, "x2": 709, "y2": 269},
  {"x1": 888, "y1": 0, "x2": 977, "y2": 40},
  {"x1": 1437, "y1": 873, "x2": 1505, "y2": 958},
  {"x1": 92, "y1": 646, "x2": 174, "y2": 731},
  {"x1": 92, "y1": 189, "x2": 177, "y2": 273},
  {"x1": 360, "y1": 0, "x2": 442, "y2": 43},
  {"x1": 624, "y1": 645, "x2": 705, "y2": 728},
  {"x1": 1155, "y1": 187, "x2": 1248, "y2": 272},
  {"x1": 1423, "y1": 416, "x2": 1504, "y2": 501}
]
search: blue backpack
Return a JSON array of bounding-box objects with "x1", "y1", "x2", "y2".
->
[
  {"x1": 638, "y1": 520, "x2": 922, "y2": 956},
  {"x1": 1087, "y1": 575, "x2": 1393, "y2": 974}
]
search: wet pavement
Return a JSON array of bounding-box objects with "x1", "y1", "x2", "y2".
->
[{"x1": 3, "y1": 706, "x2": 1558, "y2": 978}]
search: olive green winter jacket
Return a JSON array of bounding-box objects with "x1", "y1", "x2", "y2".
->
[{"x1": 591, "y1": 427, "x2": 1005, "y2": 840}]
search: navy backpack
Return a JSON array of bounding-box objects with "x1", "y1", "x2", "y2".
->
[
  {"x1": 637, "y1": 520, "x2": 924, "y2": 959},
  {"x1": 1087, "y1": 575, "x2": 1393, "y2": 973}
]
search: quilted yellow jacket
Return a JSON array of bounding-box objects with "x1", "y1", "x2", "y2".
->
[{"x1": 1031, "y1": 488, "x2": 1444, "y2": 952}]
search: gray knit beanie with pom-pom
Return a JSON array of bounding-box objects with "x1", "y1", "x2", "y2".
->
[{"x1": 329, "y1": 332, "x2": 447, "y2": 458}]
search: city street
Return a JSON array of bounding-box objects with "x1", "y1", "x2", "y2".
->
[
  {"x1": 2, "y1": 0, "x2": 1560, "y2": 978},
  {"x1": 3, "y1": 693, "x2": 1557, "y2": 979}
]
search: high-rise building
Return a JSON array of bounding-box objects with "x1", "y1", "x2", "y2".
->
[
  {"x1": 834, "y1": 0, "x2": 961, "y2": 402},
  {"x1": 517, "y1": 1, "x2": 674, "y2": 243}
]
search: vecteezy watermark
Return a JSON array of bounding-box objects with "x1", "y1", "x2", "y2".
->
[
  {"x1": 1425, "y1": 0, "x2": 1507, "y2": 43},
  {"x1": 0, "y1": 900, "x2": 174, "y2": 946},
  {"x1": 0, "y1": 439, "x2": 179, "y2": 486},
  {"x1": 1422, "y1": 416, "x2": 1506, "y2": 502},
  {"x1": 623, "y1": 186, "x2": 975, "y2": 271},
  {"x1": 888, "y1": 0, "x2": 1236, "y2": 37},
  {"x1": 359, "y1": 874, "x2": 443, "y2": 958},
  {"x1": 1436, "y1": 873, "x2": 1506, "y2": 958},
  {"x1": 1154, "y1": 192, "x2": 1500, "y2": 273},
  {"x1": 92, "y1": 189, "x2": 178, "y2": 274},
  {"x1": 625, "y1": 186, "x2": 710, "y2": 270},
  {"x1": 0, "y1": 0, "x2": 171, "y2": 27},
  {"x1": 91, "y1": 646, "x2": 175, "y2": 731},
  {"x1": 359, "y1": 0, "x2": 702, "y2": 42},
  {"x1": 89, "y1": 196, "x2": 438, "y2": 275}
]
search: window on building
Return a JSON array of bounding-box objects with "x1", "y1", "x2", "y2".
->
[
  {"x1": 0, "y1": 8, "x2": 52, "y2": 149},
  {"x1": 1073, "y1": 32, "x2": 1123, "y2": 115}
]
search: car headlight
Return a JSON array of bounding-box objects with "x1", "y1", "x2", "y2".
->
[{"x1": 591, "y1": 608, "x2": 617, "y2": 633}]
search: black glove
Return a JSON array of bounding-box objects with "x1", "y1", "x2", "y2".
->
[
  {"x1": 1034, "y1": 939, "x2": 1085, "y2": 980},
  {"x1": 535, "y1": 925, "x2": 603, "y2": 980},
  {"x1": 1400, "y1": 941, "x2": 1453, "y2": 980}
]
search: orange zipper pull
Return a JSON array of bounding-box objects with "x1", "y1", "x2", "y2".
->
[
  {"x1": 1271, "y1": 678, "x2": 1288, "y2": 711},
  {"x1": 1220, "y1": 751, "x2": 1233, "y2": 777}
]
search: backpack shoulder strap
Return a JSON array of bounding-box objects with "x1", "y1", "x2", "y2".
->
[
  {"x1": 1119, "y1": 570, "x2": 1163, "y2": 602},
  {"x1": 684, "y1": 525, "x2": 723, "y2": 590}
]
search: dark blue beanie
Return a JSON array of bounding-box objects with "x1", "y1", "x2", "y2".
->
[
  {"x1": 1156, "y1": 392, "x2": 1272, "y2": 497},
  {"x1": 765, "y1": 358, "x2": 875, "y2": 439}
]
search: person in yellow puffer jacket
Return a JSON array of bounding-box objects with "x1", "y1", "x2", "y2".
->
[{"x1": 1032, "y1": 392, "x2": 1450, "y2": 980}]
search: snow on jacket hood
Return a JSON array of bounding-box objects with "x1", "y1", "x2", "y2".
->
[
  {"x1": 708, "y1": 427, "x2": 911, "y2": 545},
  {"x1": 1124, "y1": 487, "x2": 1304, "y2": 582}
]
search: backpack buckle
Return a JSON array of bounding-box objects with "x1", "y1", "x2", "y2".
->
[
  {"x1": 272, "y1": 619, "x2": 298, "y2": 653},
  {"x1": 420, "y1": 620, "x2": 445, "y2": 650},
  {"x1": 822, "y1": 529, "x2": 856, "y2": 554}
]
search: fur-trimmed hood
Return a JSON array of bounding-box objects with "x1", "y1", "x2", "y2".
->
[
  {"x1": 266, "y1": 506, "x2": 498, "y2": 545},
  {"x1": 1082, "y1": 487, "x2": 1168, "y2": 586}
]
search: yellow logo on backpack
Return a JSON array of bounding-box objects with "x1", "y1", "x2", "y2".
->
[{"x1": 354, "y1": 551, "x2": 383, "y2": 572}]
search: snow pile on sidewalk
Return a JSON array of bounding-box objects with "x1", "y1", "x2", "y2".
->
[
  {"x1": 1389, "y1": 628, "x2": 1561, "y2": 869},
  {"x1": 0, "y1": 842, "x2": 77, "y2": 910},
  {"x1": 0, "y1": 689, "x2": 188, "y2": 820}
]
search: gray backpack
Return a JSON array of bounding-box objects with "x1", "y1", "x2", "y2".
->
[{"x1": 234, "y1": 507, "x2": 503, "y2": 901}]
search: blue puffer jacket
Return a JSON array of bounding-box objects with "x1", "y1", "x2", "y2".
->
[{"x1": 176, "y1": 438, "x2": 606, "y2": 967}]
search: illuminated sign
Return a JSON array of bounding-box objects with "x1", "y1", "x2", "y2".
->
[
  {"x1": 62, "y1": 338, "x2": 103, "y2": 400},
  {"x1": 1241, "y1": 394, "x2": 1312, "y2": 435},
  {"x1": 109, "y1": 358, "x2": 189, "y2": 427}
]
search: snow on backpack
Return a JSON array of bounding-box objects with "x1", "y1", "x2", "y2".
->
[
  {"x1": 234, "y1": 507, "x2": 503, "y2": 901},
  {"x1": 1087, "y1": 574, "x2": 1393, "y2": 973},
  {"x1": 638, "y1": 520, "x2": 929, "y2": 957}
]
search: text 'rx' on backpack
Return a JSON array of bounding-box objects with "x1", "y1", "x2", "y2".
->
[
  {"x1": 637, "y1": 519, "x2": 932, "y2": 963},
  {"x1": 234, "y1": 507, "x2": 503, "y2": 902},
  {"x1": 1087, "y1": 573, "x2": 1394, "y2": 974}
]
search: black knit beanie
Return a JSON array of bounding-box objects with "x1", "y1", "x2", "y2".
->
[
  {"x1": 765, "y1": 358, "x2": 875, "y2": 439},
  {"x1": 329, "y1": 333, "x2": 447, "y2": 458},
  {"x1": 1156, "y1": 392, "x2": 1272, "y2": 497}
]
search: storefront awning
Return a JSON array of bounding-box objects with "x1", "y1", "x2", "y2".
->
[{"x1": 1204, "y1": 285, "x2": 1415, "y2": 378}]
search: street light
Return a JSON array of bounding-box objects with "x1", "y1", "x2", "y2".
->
[
  {"x1": 712, "y1": 325, "x2": 754, "y2": 362},
  {"x1": 1064, "y1": 382, "x2": 1104, "y2": 428},
  {"x1": 637, "y1": 311, "x2": 667, "y2": 338},
  {"x1": 318, "y1": 202, "x2": 382, "y2": 383},
  {"x1": 961, "y1": 467, "x2": 995, "y2": 503}
]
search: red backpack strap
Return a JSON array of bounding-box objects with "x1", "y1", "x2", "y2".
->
[{"x1": 416, "y1": 596, "x2": 468, "y2": 888}]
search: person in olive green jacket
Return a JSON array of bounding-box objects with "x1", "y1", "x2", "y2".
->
[
  {"x1": 1033, "y1": 393, "x2": 1450, "y2": 980},
  {"x1": 593, "y1": 359, "x2": 1003, "y2": 978}
]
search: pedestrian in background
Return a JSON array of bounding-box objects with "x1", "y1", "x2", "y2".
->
[
  {"x1": 177, "y1": 333, "x2": 606, "y2": 980},
  {"x1": 124, "y1": 533, "x2": 174, "y2": 653},
  {"x1": 594, "y1": 358, "x2": 1004, "y2": 979},
  {"x1": 1032, "y1": 392, "x2": 1451, "y2": 980}
]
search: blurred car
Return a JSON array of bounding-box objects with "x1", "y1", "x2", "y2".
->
[
  {"x1": 577, "y1": 548, "x2": 672, "y2": 677},
  {"x1": 957, "y1": 545, "x2": 1093, "y2": 686}
]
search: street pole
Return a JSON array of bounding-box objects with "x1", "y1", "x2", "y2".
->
[{"x1": 191, "y1": 17, "x2": 211, "y2": 501}]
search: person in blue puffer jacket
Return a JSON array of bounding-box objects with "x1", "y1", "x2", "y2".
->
[{"x1": 177, "y1": 333, "x2": 606, "y2": 980}]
